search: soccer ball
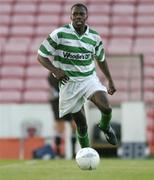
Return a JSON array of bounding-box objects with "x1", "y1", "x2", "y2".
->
[{"x1": 75, "y1": 147, "x2": 100, "y2": 170}]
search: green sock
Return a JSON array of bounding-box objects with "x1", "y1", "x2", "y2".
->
[
  {"x1": 99, "y1": 112, "x2": 112, "y2": 130},
  {"x1": 77, "y1": 131, "x2": 90, "y2": 148}
]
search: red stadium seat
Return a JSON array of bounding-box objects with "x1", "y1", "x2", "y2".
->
[
  {"x1": 0, "y1": 37, "x2": 6, "y2": 44},
  {"x1": 25, "y1": 66, "x2": 48, "y2": 78},
  {"x1": 136, "y1": 26, "x2": 154, "y2": 38},
  {"x1": 130, "y1": 79, "x2": 142, "y2": 91},
  {"x1": 38, "y1": 2, "x2": 61, "y2": 15},
  {"x1": 32, "y1": 37, "x2": 44, "y2": 44},
  {"x1": 136, "y1": 15, "x2": 154, "y2": 26},
  {"x1": 24, "y1": 78, "x2": 49, "y2": 91},
  {"x1": 144, "y1": 66, "x2": 154, "y2": 78},
  {"x1": 0, "y1": 2, "x2": 12, "y2": 14},
  {"x1": 11, "y1": 14, "x2": 35, "y2": 26},
  {"x1": 108, "y1": 68, "x2": 130, "y2": 79},
  {"x1": 0, "y1": 25, "x2": 9, "y2": 39},
  {"x1": 112, "y1": 3, "x2": 135, "y2": 15},
  {"x1": 88, "y1": 15, "x2": 110, "y2": 26},
  {"x1": 130, "y1": 67, "x2": 142, "y2": 79},
  {"x1": 137, "y1": 3, "x2": 154, "y2": 15},
  {"x1": 0, "y1": 66, "x2": 25, "y2": 78},
  {"x1": 0, "y1": 0, "x2": 15, "y2": 2},
  {"x1": 66, "y1": 0, "x2": 87, "y2": 2},
  {"x1": 132, "y1": 38, "x2": 154, "y2": 54},
  {"x1": 138, "y1": 0, "x2": 154, "y2": 2},
  {"x1": 36, "y1": 14, "x2": 60, "y2": 26},
  {"x1": 0, "y1": 44, "x2": 2, "y2": 62},
  {"x1": 27, "y1": 54, "x2": 38, "y2": 66},
  {"x1": 28, "y1": 40, "x2": 44, "y2": 66},
  {"x1": 107, "y1": 38, "x2": 133, "y2": 54},
  {"x1": 88, "y1": 3, "x2": 111, "y2": 14},
  {"x1": 0, "y1": 90, "x2": 22, "y2": 103},
  {"x1": 110, "y1": 26, "x2": 134, "y2": 38},
  {"x1": 144, "y1": 54, "x2": 154, "y2": 66},
  {"x1": 62, "y1": 2, "x2": 75, "y2": 15},
  {"x1": 23, "y1": 90, "x2": 48, "y2": 103},
  {"x1": 28, "y1": 42, "x2": 40, "y2": 55},
  {"x1": 0, "y1": 14, "x2": 11, "y2": 25},
  {"x1": 8, "y1": 37, "x2": 31, "y2": 44},
  {"x1": 107, "y1": 58, "x2": 130, "y2": 69},
  {"x1": 10, "y1": 26, "x2": 34, "y2": 38},
  {"x1": 114, "y1": 79, "x2": 129, "y2": 91},
  {"x1": 113, "y1": 0, "x2": 137, "y2": 2},
  {"x1": 130, "y1": 91, "x2": 142, "y2": 101},
  {"x1": 147, "y1": 128, "x2": 154, "y2": 142},
  {"x1": 3, "y1": 42, "x2": 29, "y2": 54},
  {"x1": 147, "y1": 108, "x2": 154, "y2": 119},
  {"x1": 13, "y1": 2, "x2": 37, "y2": 14},
  {"x1": 34, "y1": 25, "x2": 57, "y2": 37},
  {"x1": 108, "y1": 91, "x2": 129, "y2": 105},
  {"x1": 2, "y1": 54, "x2": 27, "y2": 67},
  {"x1": 60, "y1": 14, "x2": 70, "y2": 25},
  {"x1": 144, "y1": 91, "x2": 154, "y2": 104},
  {"x1": 0, "y1": 78, "x2": 24, "y2": 91},
  {"x1": 111, "y1": 15, "x2": 135, "y2": 26},
  {"x1": 144, "y1": 79, "x2": 154, "y2": 91},
  {"x1": 88, "y1": 0, "x2": 112, "y2": 2},
  {"x1": 93, "y1": 26, "x2": 110, "y2": 39}
]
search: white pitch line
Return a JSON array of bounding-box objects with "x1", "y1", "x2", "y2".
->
[
  {"x1": 0, "y1": 160, "x2": 37, "y2": 169},
  {"x1": 0, "y1": 163, "x2": 22, "y2": 169},
  {"x1": 24, "y1": 160, "x2": 38, "y2": 165}
]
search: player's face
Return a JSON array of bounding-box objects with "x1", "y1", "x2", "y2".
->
[{"x1": 70, "y1": 6, "x2": 88, "y2": 29}]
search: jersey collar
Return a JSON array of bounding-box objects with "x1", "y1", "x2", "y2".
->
[{"x1": 69, "y1": 22, "x2": 89, "y2": 37}]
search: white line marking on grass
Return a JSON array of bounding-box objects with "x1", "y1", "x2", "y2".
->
[
  {"x1": 0, "y1": 163, "x2": 21, "y2": 169},
  {"x1": 24, "y1": 160, "x2": 38, "y2": 165},
  {"x1": 0, "y1": 160, "x2": 38, "y2": 169}
]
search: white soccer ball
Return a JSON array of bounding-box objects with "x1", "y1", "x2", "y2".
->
[{"x1": 75, "y1": 147, "x2": 100, "y2": 170}]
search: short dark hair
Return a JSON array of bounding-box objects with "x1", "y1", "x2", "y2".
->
[{"x1": 71, "y1": 3, "x2": 88, "y2": 13}]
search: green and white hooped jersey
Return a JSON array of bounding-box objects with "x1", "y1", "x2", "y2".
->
[{"x1": 38, "y1": 23, "x2": 105, "y2": 81}]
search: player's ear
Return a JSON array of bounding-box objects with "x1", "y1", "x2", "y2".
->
[
  {"x1": 70, "y1": 15, "x2": 72, "y2": 21},
  {"x1": 85, "y1": 14, "x2": 88, "y2": 20}
]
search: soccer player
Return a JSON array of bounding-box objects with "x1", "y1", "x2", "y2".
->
[
  {"x1": 48, "y1": 73, "x2": 76, "y2": 158},
  {"x1": 37, "y1": 3, "x2": 118, "y2": 148}
]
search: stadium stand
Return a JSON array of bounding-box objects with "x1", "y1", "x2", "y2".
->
[{"x1": 0, "y1": 0, "x2": 154, "y2": 156}]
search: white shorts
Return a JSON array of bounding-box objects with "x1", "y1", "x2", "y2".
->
[{"x1": 59, "y1": 75, "x2": 107, "y2": 117}]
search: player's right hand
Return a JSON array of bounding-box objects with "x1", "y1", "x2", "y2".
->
[{"x1": 53, "y1": 68, "x2": 69, "y2": 85}]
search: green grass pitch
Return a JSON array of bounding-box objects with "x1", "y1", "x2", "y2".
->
[{"x1": 0, "y1": 159, "x2": 154, "y2": 180}]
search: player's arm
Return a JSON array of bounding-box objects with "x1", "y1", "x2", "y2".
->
[
  {"x1": 97, "y1": 59, "x2": 116, "y2": 95},
  {"x1": 95, "y1": 35, "x2": 116, "y2": 95},
  {"x1": 37, "y1": 54, "x2": 69, "y2": 84}
]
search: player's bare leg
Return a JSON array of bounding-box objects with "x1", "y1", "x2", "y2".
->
[
  {"x1": 90, "y1": 91, "x2": 118, "y2": 145},
  {"x1": 72, "y1": 109, "x2": 90, "y2": 148}
]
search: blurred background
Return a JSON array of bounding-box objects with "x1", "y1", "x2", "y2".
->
[{"x1": 0, "y1": 0, "x2": 154, "y2": 160}]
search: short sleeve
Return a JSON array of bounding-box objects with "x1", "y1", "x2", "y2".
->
[
  {"x1": 95, "y1": 36, "x2": 105, "y2": 62},
  {"x1": 38, "y1": 29, "x2": 59, "y2": 59}
]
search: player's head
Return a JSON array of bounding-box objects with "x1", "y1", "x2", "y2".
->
[{"x1": 70, "y1": 3, "x2": 88, "y2": 29}]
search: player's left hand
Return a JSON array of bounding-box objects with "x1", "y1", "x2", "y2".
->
[{"x1": 107, "y1": 81, "x2": 116, "y2": 95}]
